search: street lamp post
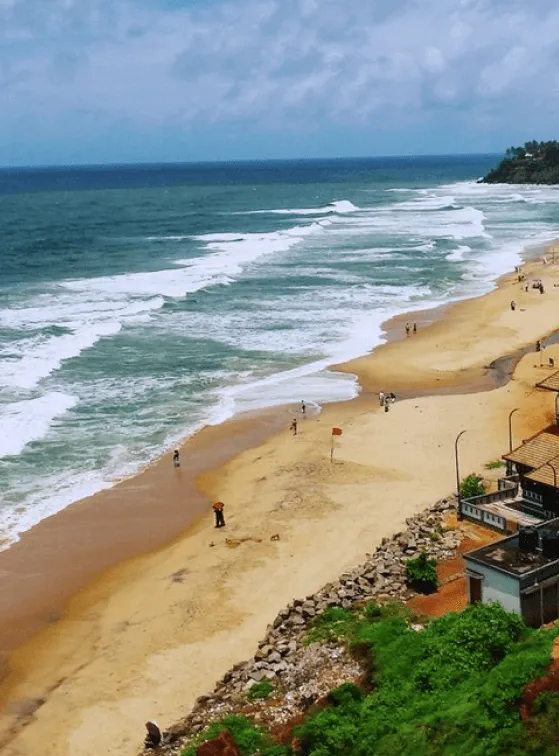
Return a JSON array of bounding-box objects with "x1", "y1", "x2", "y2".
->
[
  {"x1": 507, "y1": 408, "x2": 519, "y2": 476},
  {"x1": 455, "y1": 430, "x2": 467, "y2": 519}
]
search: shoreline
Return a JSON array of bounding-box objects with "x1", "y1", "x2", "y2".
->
[
  {"x1": 0, "y1": 406, "x2": 291, "y2": 656},
  {"x1": 1, "y1": 239, "x2": 549, "y2": 556},
  {"x1": 0, "y1": 270, "x2": 518, "y2": 655},
  {"x1": 1, "y1": 244, "x2": 559, "y2": 753}
]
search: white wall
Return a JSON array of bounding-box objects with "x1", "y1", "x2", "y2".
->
[{"x1": 466, "y1": 562, "x2": 520, "y2": 613}]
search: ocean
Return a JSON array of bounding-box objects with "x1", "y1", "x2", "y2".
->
[{"x1": 1, "y1": 155, "x2": 559, "y2": 546}]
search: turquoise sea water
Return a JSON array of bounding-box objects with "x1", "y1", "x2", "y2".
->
[{"x1": 1, "y1": 155, "x2": 559, "y2": 544}]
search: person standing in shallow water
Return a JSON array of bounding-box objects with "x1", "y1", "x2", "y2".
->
[
  {"x1": 405, "y1": 322, "x2": 410, "y2": 336},
  {"x1": 301, "y1": 400, "x2": 306, "y2": 416},
  {"x1": 172, "y1": 449, "x2": 180, "y2": 468},
  {"x1": 213, "y1": 501, "x2": 225, "y2": 528}
]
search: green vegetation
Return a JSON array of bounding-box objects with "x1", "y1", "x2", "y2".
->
[
  {"x1": 483, "y1": 141, "x2": 559, "y2": 184},
  {"x1": 180, "y1": 715, "x2": 288, "y2": 756},
  {"x1": 485, "y1": 460, "x2": 506, "y2": 470},
  {"x1": 525, "y1": 692, "x2": 559, "y2": 753},
  {"x1": 247, "y1": 678, "x2": 274, "y2": 701},
  {"x1": 184, "y1": 603, "x2": 559, "y2": 755},
  {"x1": 460, "y1": 473, "x2": 485, "y2": 499},
  {"x1": 305, "y1": 606, "x2": 355, "y2": 645},
  {"x1": 405, "y1": 551, "x2": 438, "y2": 594},
  {"x1": 295, "y1": 602, "x2": 559, "y2": 756}
]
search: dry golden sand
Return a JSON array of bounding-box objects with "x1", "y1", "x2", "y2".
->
[{"x1": 2, "y1": 256, "x2": 559, "y2": 755}]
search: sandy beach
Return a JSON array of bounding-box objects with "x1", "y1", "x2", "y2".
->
[{"x1": 2, "y1": 250, "x2": 559, "y2": 756}]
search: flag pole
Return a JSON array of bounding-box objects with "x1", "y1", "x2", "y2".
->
[{"x1": 331, "y1": 427, "x2": 342, "y2": 462}]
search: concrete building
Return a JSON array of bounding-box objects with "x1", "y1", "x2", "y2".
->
[{"x1": 464, "y1": 518, "x2": 559, "y2": 627}]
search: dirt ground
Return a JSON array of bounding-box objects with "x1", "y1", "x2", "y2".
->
[{"x1": 408, "y1": 522, "x2": 503, "y2": 619}]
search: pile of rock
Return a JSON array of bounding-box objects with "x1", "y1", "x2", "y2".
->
[{"x1": 142, "y1": 497, "x2": 458, "y2": 755}]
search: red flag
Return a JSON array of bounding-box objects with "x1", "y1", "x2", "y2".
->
[{"x1": 332, "y1": 427, "x2": 342, "y2": 436}]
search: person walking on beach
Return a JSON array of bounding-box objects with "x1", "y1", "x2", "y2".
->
[
  {"x1": 290, "y1": 418, "x2": 298, "y2": 436},
  {"x1": 510, "y1": 300, "x2": 516, "y2": 311},
  {"x1": 384, "y1": 402, "x2": 390, "y2": 413},
  {"x1": 379, "y1": 391, "x2": 385, "y2": 407},
  {"x1": 413, "y1": 322, "x2": 417, "y2": 333},
  {"x1": 172, "y1": 449, "x2": 180, "y2": 468},
  {"x1": 213, "y1": 501, "x2": 225, "y2": 528},
  {"x1": 301, "y1": 400, "x2": 306, "y2": 416},
  {"x1": 405, "y1": 322, "x2": 410, "y2": 336},
  {"x1": 536, "y1": 340, "x2": 542, "y2": 352},
  {"x1": 524, "y1": 282, "x2": 529, "y2": 293},
  {"x1": 389, "y1": 392, "x2": 397, "y2": 404}
]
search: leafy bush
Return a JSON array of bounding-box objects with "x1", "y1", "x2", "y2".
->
[
  {"x1": 247, "y1": 678, "x2": 273, "y2": 701},
  {"x1": 485, "y1": 460, "x2": 506, "y2": 470},
  {"x1": 327, "y1": 682, "x2": 365, "y2": 707},
  {"x1": 362, "y1": 600, "x2": 382, "y2": 621},
  {"x1": 460, "y1": 473, "x2": 485, "y2": 499},
  {"x1": 405, "y1": 552, "x2": 438, "y2": 594}
]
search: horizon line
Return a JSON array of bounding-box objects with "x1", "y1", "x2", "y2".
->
[{"x1": 0, "y1": 151, "x2": 502, "y2": 172}]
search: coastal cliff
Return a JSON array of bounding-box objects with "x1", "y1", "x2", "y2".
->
[{"x1": 482, "y1": 141, "x2": 559, "y2": 184}]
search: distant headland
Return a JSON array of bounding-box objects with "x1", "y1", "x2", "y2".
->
[{"x1": 481, "y1": 141, "x2": 559, "y2": 184}]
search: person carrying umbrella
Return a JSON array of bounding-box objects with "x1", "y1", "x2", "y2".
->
[{"x1": 213, "y1": 501, "x2": 225, "y2": 528}]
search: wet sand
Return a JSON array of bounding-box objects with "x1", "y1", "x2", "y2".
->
[
  {"x1": 0, "y1": 409, "x2": 289, "y2": 655},
  {"x1": 1, "y1": 252, "x2": 559, "y2": 755}
]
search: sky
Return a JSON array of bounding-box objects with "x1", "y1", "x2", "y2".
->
[{"x1": 2, "y1": 0, "x2": 559, "y2": 166}]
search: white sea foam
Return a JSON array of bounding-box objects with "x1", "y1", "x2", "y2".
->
[
  {"x1": 0, "y1": 392, "x2": 77, "y2": 458},
  {"x1": 0, "y1": 296, "x2": 165, "y2": 391},
  {"x1": 446, "y1": 245, "x2": 472, "y2": 262},
  {"x1": 408, "y1": 241, "x2": 436, "y2": 252},
  {"x1": 238, "y1": 199, "x2": 360, "y2": 215},
  {"x1": 0, "y1": 469, "x2": 113, "y2": 541},
  {"x1": 3, "y1": 175, "x2": 559, "y2": 548},
  {"x1": 0, "y1": 323, "x2": 122, "y2": 390},
  {"x1": 0, "y1": 294, "x2": 164, "y2": 330},
  {"x1": 66, "y1": 223, "x2": 323, "y2": 300}
]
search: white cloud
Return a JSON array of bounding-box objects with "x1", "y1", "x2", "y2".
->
[
  {"x1": 423, "y1": 47, "x2": 445, "y2": 74},
  {"x1": 1, "y1": 0, "x2": 559, "y2": 151}
]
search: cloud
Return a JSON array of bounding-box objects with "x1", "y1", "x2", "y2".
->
[{"x1": 1, "y1": 0, "x2": 559, "y2": 161}]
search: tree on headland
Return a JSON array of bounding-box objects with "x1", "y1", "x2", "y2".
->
[{"x1": 483, "y1": 140, "x2": 559, "y2": 184}]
